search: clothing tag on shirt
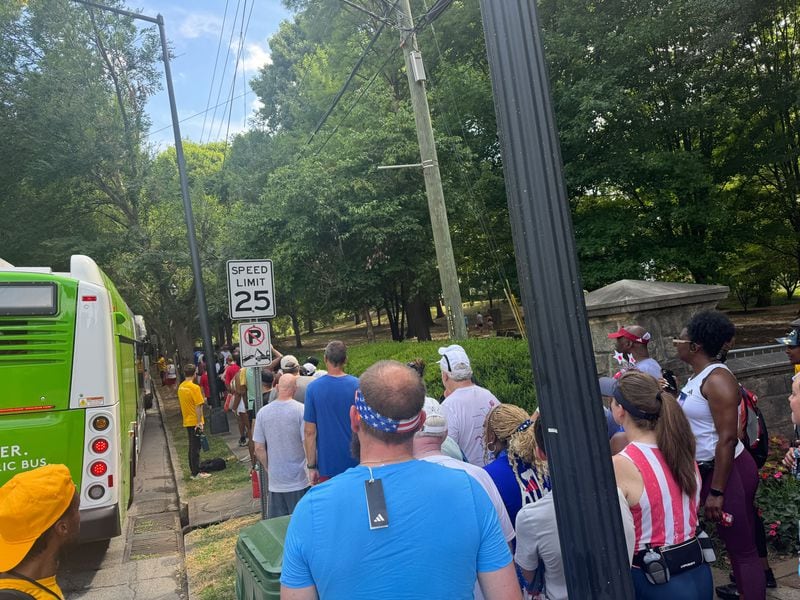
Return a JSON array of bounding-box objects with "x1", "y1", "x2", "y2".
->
[{"x1": 365, "y1": 479, "x2": 389, "y2": 529}]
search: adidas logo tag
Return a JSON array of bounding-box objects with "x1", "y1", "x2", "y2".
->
[{"x1": 373, "y1": 513, "x2": 386, "y2": 523}]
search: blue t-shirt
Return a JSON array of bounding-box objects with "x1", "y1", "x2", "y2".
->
[
  {"x1": 281, "y1": 460, "x2": 511, "y2": 598},
  {"x1": 604, "y1": 406, "x2": 623, "y2": 438},
  {"x1": 484, "y1": 450, "x2": 550, "y2": 525},
  {"x1": 303, "y1": 374, "x2": 359, "y2": 477}
]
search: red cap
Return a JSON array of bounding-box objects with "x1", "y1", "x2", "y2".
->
[{"x1": 607, "y1": 327, "x2": 651, "y2": 345}]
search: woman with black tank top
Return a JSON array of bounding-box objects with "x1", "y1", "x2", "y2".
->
[{"x1": 675, "y1": 310, "x2": 765, "y2": 600}]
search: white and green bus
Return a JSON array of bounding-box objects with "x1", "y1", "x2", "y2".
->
[{"x1": 0, "y1": 255, "x2": 146, "y2": 541}]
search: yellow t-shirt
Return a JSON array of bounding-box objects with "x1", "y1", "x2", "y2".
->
[
  {"x1": 795, "y1": 364, "x2": 800, "y2": 375},
  {"x1": 178, "y1": 379, "x2": 205, "y2": 427},
  {"x1": 0, "y1": 575, "x2": 64, "y2": 599}
]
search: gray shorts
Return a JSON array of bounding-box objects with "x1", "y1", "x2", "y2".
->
[{"x1": 267, "y1": 487, "x2": 309, "y2": 519}]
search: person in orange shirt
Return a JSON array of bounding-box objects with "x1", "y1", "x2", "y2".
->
[
  {"x1": 0, "y1": 464, "x2": 80, "y2": 599},
  {"x1": 178, "y1": 364, "x2": 210, "y2": 479}
]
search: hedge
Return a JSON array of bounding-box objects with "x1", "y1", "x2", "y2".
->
[{"x1": 342, "y1": 338, "x2": 537, "y2": 413}]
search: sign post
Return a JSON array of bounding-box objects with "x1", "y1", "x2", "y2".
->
[{"x1": 227, "y1": 260, "x2": 276, "y2": 320}]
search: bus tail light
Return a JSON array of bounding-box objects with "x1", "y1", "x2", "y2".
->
[
  {"x1": 87, "y1": 485, "x2": 105, "y2": 500},
  {"x1": 92, "y1": 415, "x2": 110, "y2": 431},
  {"x1": 91, "y1": 438, "x2": 109, "y2": 454},
  {"x1": 108, "y1": 475, "x2": 114, "y2": 488},
  {"x1": 90, "y1": 461, "x2": 108, "y2": 477}
]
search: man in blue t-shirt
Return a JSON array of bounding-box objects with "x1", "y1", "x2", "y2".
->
[
  {"x1": 282, "y1": 360, "x2": 519, "y2": 600},
  {"x1": 303, "y1": 340, "x2": 359, "y2": 483}
]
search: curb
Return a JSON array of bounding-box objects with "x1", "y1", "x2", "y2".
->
[{"x1": 155, "y1": 385, "x2": 190, "y2": 528}]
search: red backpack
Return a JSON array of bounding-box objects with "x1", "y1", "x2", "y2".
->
[{"x1": 738, "y1": 384, "x2": 769, "y2": 469}]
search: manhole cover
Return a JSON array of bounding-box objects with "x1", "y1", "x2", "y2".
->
[
  {"x1": 128, "y1": 531, "x2": 180, "y2": 560},
  {"x1": 126, "y1": 512, "x2": 181, "y2": 561},
  {"x1": 133, "y1": 513, "x2": 178, "y2": 534}
]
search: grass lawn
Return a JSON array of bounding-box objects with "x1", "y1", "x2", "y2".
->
[
  {"x1": 159, "y1": 386, "x2": 250, "y2": 498},
  {"x1": 185, "y1": 513, "x2": 261, "y2": 600}
]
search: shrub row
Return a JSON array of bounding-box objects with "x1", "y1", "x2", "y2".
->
[{"x1": 344, "y1": 338, "x2": 537, "y2": 413}]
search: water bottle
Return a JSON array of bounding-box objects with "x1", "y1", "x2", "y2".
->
[
  {"x1": 793, "y1": 448, "x2": 800, "y2": 481},
  {"x1": 697, "y1": 530, "x2": 716, "y2": 563},
  {"x1": 642, "y1": 549, "x2": 669, "y2": 585}
]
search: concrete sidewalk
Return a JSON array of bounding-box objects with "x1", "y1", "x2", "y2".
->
[
  {"x1": 155, "y1": 385, "x2": 260, "y2": 531},
  {"x1": 711, "y1": 558, "x2": 800, "y2": 599}
]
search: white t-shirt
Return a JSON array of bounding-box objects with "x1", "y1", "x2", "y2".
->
[
  {"x1": 632, "y1": 357, "x2": 662, "y2": 380},
  {"x1": 421, "y1": 453, "x2": 514, "y2": 600},
  {"x1": 515, "y1": 489, "x2": 634, "y2": 600},
  {"x1": 441, "y1": 385, "x2": 501, "y2": 466},
  {"x1": 421, "y1": 454, "x2": 514, "y2": 542},
  {"x1": 252, "y1": 399, "x2": 307, "y2": 493},
  {"x1": 679, "y1": 363, "x2": 744, "y2": 462}
]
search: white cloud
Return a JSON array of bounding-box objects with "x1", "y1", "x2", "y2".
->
[
  {"x1": 178, "y1": 13, "x2": 224, "y2": 39},
  {"x1": 240, "y1": 42, "x2": 272, "y2": 73},
  {"x1": 251, "y1": 97, "x2": 264, "y2": 113}
]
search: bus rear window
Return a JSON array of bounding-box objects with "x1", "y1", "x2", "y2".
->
[{"x1": 0, "y1": 283, "x2": 58, "y2": 316}]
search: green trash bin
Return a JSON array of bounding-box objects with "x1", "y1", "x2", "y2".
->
[{"x1": 235, "y1": 516, "x2": 291, "y2": 600}]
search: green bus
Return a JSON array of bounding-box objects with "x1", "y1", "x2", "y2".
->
[{"x1": 0, "y1": 254, "x2": 146, "y2": 541}]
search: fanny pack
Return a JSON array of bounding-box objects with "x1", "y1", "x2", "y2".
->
[
  {"x1": 697, "y1": 459, "x2": 715, "y2": 478},
  {"x1": 633, "y1": 537, "x2": 704, "y2": 584}
]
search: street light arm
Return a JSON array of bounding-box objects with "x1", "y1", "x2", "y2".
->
[{"x1": 69, "y1": 0, "x2": 159, "y2": 24}]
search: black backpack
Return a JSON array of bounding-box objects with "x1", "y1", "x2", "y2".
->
[{"x1": 199, "y1": 457, "x2": 227, "y2": 472}]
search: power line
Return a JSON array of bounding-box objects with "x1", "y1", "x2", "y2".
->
[
  {"x1": 306, "y1": 1, "x2": 398, "y2": 145},
  {"x1": 204, "y1": 0, "x2": 242, "y2": 144},
  {"x1": 217, "y1": 0, "x2": 251, "y2": 143},
  {"x1": 146, "y1": 90, "x2": 251, "y2": 138},
  {"x1": 200, "y1": 0, "x2": 230, "y2": 142},
  {"x1": 307, "y1": 0, "x2": 451, "y2": 150}
]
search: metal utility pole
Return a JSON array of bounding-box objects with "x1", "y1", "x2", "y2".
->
[
  {"x1": 70, "y1": 0, "x2": 227, "y2": 433},
  {"x1": 396, "y1": 0, "x2": 467, "y2": 339},
  {"x1": 478, "y1": 1, "x2": 634, "y2": 598}
]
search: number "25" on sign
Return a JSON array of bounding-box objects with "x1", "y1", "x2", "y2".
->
[{"x1": 234, "y1": 290, "x2": 271, "y2": 313}]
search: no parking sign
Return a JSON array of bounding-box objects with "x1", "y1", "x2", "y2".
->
[{"x1": 238, "y1": 322, "x2": 272, "y2": 367}]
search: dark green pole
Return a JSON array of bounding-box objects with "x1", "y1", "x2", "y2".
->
[{"x1": 478, "y1": 1, "x2": 634, "y2": 597}]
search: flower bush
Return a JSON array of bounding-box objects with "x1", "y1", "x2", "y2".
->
[{"x1": 755, "y1": 435, "x2": 800, "y2": 554}]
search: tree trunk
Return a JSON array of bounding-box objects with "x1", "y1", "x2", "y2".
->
[
  {"x1": 435, "y1": 299, "x2": 445, "y2": 319},
  {"x1": 223, "y1": 320, "x2": 233, "y2": 347},
  {"x1": 173, "y1": 316, "x2": 194, "y2": 369},
  {"x1": 405, "y1": 294, "x2": 432, "y2": 341},
  {"x1": 376, "y1": 307, "x2": 382, "y2": 326},
  {"x1": 216, "y1": 323, "x2": 225, "y2": 349},
  {"x1": 362, "y1": 306, "x2": 375, "y2": 343},
  {"x1": 290, "y1": 311, "x2": 302, "y2": 348},
  {"x1": 306, "y1": 315, "x2": 315, "y2": 334}
]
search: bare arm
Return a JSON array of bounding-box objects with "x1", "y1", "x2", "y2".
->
[
  {"x1": 703, "y1": 369, "x2": 740, "y2": 520},
  {"x1": 255, "y1": 442, "x2": 267, "y2": 470},
  {"x1": 304, "y1": 422, "x2": 319, "y2": 485},
  {"x1": 478, "y1": 563, "x2": 522, "y2": 600},
  {"x1": 280, "y1": 585, "x2": 317, "y2": 600}
]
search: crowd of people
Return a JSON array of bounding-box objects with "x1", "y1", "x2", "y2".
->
[{"x1": 4, "y1": 309, "x2": 800, "y2": 599}]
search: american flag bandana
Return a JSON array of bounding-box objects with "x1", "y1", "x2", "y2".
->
[{"x1": 355, "y1": 390, "x2": 423, "y2": 434}]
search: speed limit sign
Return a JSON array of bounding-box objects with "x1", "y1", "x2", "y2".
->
[{"x1": 227, "y1": 259, "x2": 276, "y2": 319}]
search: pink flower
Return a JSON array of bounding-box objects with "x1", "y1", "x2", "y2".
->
[
  {"x1": 774, "y1": 472, "x2": 783, "y2": 479},
  {"x1": 769, "y1": 530, "x2": 778, "y2": 537},
  {"x1": 776, "y1": 520, "x2": 782, "y2": 526}
]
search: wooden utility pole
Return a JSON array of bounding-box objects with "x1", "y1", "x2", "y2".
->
[{"x1": 397, "y1": 0, "x2": 467, "y2": 339}]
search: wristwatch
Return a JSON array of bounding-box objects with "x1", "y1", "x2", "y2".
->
[
  {"x1": 307, "y1": 464, "x2": 318, "y2": 469},
  {"x1": 709, "y1": 488, "x2": 724, "y2": 497}
]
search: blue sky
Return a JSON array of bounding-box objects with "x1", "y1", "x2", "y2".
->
[{"x1": 137, "y1": 0, "x2": 293, "y2": 150}]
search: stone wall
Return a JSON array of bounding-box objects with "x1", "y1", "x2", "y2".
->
[
  {"x1": 589, "y1": 301, "x2": 723, "y2": 378},
  {"x1": 727, "y1": 345, "x2": 795, "y2": 441}
]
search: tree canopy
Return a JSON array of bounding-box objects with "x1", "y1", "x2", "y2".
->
[{"x1": 2, "y1": 0, "x2": 800, "y2": 354}]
